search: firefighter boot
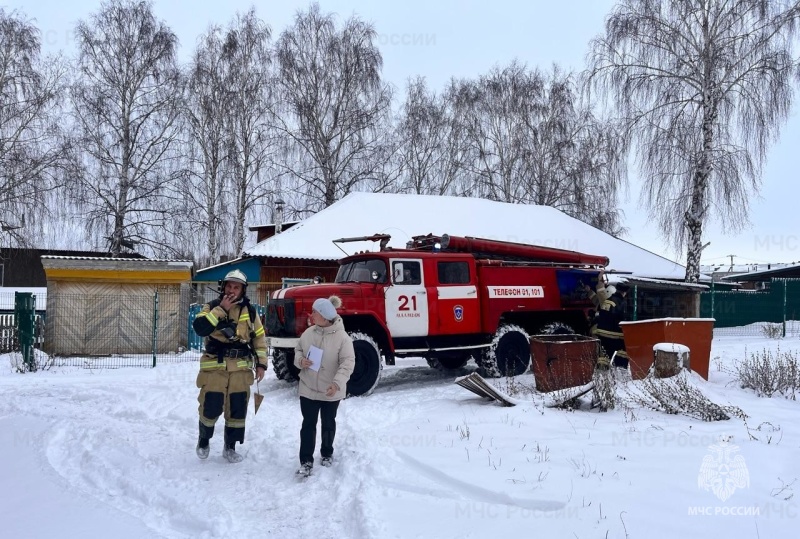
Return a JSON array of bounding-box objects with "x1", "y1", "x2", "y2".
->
[
  {"x1": 196, "y1": 421, "x2": 213, "y2": 460},
  {"x1": 222, "y1": 443, "x2": 243, "y2": 463},
  {"x1": 196, "y1": 439, "x2": 210, "y2": 460},
  {"x1": 221, "y1": 447, "x2": 240, "y2": 463}
]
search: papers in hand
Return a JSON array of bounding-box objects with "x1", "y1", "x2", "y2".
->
[{"x1": 307, "y1": 345, "x2": 323, "y2": 372}]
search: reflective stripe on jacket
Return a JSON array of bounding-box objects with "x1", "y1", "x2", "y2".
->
[
  {"x1": 194, "y1": 297, "x2": 268, "y2": 371},
  {"x1": 596, "y1": 292, "x2": 627, "y2": 339}
]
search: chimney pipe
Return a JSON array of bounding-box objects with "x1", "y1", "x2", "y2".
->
[{"x1": 274, "y1": 198, "x2": 285, "y2": 234}]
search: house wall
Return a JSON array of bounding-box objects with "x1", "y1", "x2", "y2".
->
[
  {"x1": 194, "y1": 257, "x2": 262, "y2": 285},
  {"x1": 259, "y1": 257, "x2": 339, "y2": 289},
  {"x1": 193, "y1": 257, "x2": 338, "y2": 305}
]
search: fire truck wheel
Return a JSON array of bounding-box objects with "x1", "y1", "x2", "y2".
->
[
  {"x1": 272, "y1": 348, "x2": 299, "y2": 381},
  {"x1": 482, "y1": 325, "x2": 531, "y2": 377},
  {"x1": 346, "y1": 332, "x2": 383, "y2": 397}
]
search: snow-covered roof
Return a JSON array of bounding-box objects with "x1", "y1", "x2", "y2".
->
[
  {"x1": 721, "y1": 261, "x2": 800, "y2": 282},
  {"x1": 245, "y1": 192, "x2": 695, "y2": 281},
  {"x1": 700, "y1": 262, "x2": 796, "y2": 274},
  {"x1": 194, "y1": 257, "x2": 244, "y2": 272},
  {"x1": 615, "y1": 276, "x2": 709, "y2": 291},
  {"x1": 40, "y1": 256, "x2": 192, "y2": 264}
]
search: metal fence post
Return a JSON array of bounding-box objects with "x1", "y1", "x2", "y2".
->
[
  {"x1": 783, "y1": 278, "x2": 788, "y2": 338},
  {"x1": 15, "y1": 292, "x2": 35, "y2": 371},
  {"x1": 710, "y1": 281, "x2": 715, "y2": 320},
  {"x1": 152, "y1": 290, "x2": 159, "y2": 368}
]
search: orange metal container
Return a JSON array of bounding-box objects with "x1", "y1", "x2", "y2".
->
[
  {"x1": 620, "y1": 318, "x2": 714, "y2": 380},
  {"x1": 530, "y1": 334, "x2": 599, "y2": 392}
]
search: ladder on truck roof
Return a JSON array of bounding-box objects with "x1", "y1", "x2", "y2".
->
[{"x1": 409, "y1": 233, "x2": 609, "y2": 267}]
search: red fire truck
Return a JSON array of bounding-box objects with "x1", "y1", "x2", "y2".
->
[{"x1": 265, "y1": 233, "x2": 608, "y2": 396}]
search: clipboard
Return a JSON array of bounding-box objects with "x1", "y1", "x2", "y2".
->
[{"x1": 307, "y1": 345, "x2": 323, "y2": 372}]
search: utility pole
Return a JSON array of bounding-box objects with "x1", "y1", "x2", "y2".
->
[{"x1": 727, "y1": 254, "x2": 735, "y2": 272}]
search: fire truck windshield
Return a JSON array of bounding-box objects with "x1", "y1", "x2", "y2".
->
[{"x1": 336, "y1": 259, "x2": 387, "y2": 283}]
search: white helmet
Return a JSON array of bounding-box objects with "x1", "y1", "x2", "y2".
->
[
  {"x1": 223, "y1": 269, "x2": 247, "y2": 286},
  {"x1": 605, "y1": 285, "x2": 616, "y2": 296}
]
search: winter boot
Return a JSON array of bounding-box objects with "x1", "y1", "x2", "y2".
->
[
  {"x1": 196, "y1": 421, "x2": 213, "y2": 460},
  {"x1": 223, "y1": 442, "x2": 243, "y2": 463},
  {"x1": 196, "y1": 438, "x2": 210, "y2": 460},
  {"x1": 296, "y1": 462, "x2": 313, "y2": 477},
  {"x1": 320, "y1": 456, "x2": 333, "y2": 467}
]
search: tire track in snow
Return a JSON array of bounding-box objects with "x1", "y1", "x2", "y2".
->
[{"x1": 392, "y1": 450, "x2": 566, "y2": 512}]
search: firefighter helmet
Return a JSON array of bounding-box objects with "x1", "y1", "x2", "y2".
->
[{"x1": 222, "y1": 269, "x2": 248, "y2": 286}]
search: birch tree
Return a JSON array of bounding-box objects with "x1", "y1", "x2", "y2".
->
[
  {"x1": 0, "y1": 9, "x2": 68, "y2": 245},
  {"x1": 450, "y1": 62, "x2": 541, "y2": 204},
  {"x1": 182, "y1": 24, "x2": 231, "y2": 263},
  {"x1": 589, "y1": 0, "x2": 800, "y2": 282},
  {"x1": 394, "y1": 77, "x2": 465, "y2": 195},
  {"x1": 70, "y1": 0, "x2": 183, "y2": 256},
  {"x1": 446, "y1": 63, "x2": 626, "y2": 233},
  {"x1": 276, "y1": 3, "x2": 392, "y2": 209},
  {"x1": 222, "y1": 9, "x2": 277, "y2": 255}
]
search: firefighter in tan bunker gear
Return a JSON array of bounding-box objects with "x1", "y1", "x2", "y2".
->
[{"x1": 193, "y1": 270, "x2": 267, "y2": 463}]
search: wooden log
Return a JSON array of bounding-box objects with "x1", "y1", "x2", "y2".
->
[{"x1": 652, "y1": 343, "x2": 690, "y2": 378}]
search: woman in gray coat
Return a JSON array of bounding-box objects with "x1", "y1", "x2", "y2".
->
[{"x1": 294, "y1": 295, "x2": 355, "y2": 476}]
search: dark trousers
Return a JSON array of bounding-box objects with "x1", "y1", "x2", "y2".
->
[
  {"x1": 599, "y1": 336, "x2": 629, "y2": 368},
  {"x1": 299, "y1": 397, "x2": 340, "y2": 465}
]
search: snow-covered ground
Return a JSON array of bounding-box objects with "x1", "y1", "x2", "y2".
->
[{"x1": 2, "y1": 335, "x2": 798, "y2": 538}]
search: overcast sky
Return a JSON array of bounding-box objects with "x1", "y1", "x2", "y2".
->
[{"x1": 6, "y1": 0, "x2": 800, "y2": 267}]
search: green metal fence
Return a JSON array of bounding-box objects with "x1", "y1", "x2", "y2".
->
[
  {"x1": 699, "y1": 278, "x2": 800, "y2": 336},
  {"x1": 42, "y1": 288, "x2": 200, "y2": 368},
  {"x1": 3, "y1": 287, "x2": 269, "y2": 370}
]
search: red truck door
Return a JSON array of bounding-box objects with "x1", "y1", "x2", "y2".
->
[
  {"x1": 433, "y1": 259, "x2": 480, "y2": 335},
  {"x1": 386, "y1": 258, "x2": 429, "y2": 337}
]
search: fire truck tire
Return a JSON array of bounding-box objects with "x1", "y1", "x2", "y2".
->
[
  {"x1": 346, "y1": 332, "x2": 383, "y2": 397},
  {"x1": 480, "y1": 325, "x2": 531, "y2": 377},
  {"x1": 272, "y1": 348, "x2": 299, "y2": 381},
  {"x1": 426, "y1": 355, "x2": 470, "y2": 371}
]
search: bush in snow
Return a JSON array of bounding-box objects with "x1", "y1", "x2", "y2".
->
[
  {"x1": 620, "y1": 370, "x2": 746, "y2": 422},
  {"x1": 760, "y1": 323, "x2": 784, "y2": 339},
  {"x1": 734, "y1": 347, "x2": 799, "y2": 399}
]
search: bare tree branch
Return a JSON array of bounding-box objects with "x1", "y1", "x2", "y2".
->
[
  {"x1": 588, "y1": 0, "x2": 800, "y2": 282},
  {"x1": 69, "y1": 0, "x2": 183, "y2": 256},
  {"x1": 275, "y1": 3, "x2": 393, "y2": 210}
]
